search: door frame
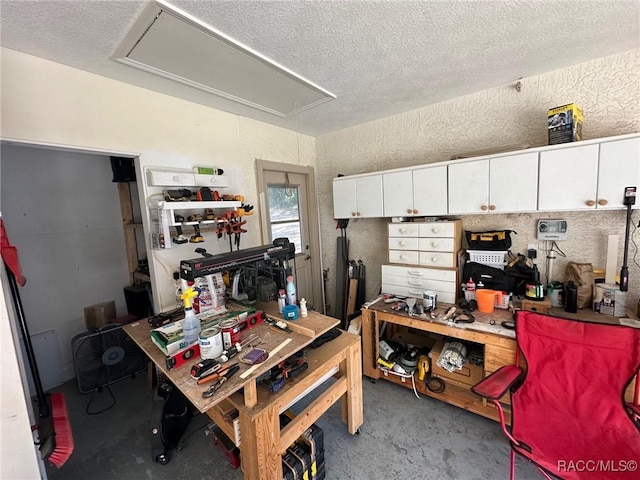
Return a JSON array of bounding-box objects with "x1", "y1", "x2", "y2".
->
[{"x1": 255, "y1": 159, "x2": 325, "y2": 314}]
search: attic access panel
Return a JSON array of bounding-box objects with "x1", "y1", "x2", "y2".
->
[{"x1": 113, "y1": 1, "x2": 335, "y2": 117}]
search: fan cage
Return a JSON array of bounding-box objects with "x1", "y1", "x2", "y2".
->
[{"x1": 71, "y1": 324, "x2": 148, "y2": 394}]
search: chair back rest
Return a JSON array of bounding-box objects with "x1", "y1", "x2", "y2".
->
[{"x1": 514, "y1": 311, "x2": 640, "y2": 428}]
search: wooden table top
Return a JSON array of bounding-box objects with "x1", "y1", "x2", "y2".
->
[{"x1": 123, "y1": 302, "x2": 339, "y2": 413}]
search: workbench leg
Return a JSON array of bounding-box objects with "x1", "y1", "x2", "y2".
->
[
  {"x1": 361, "y1": 309, "x2": 380, "y2": 379},
  {"x1": 239, "y1": 405, "x2": 282, "y2": 480},
  {"x1": 341, "y1": 341, "x2": 364, "y2": 434}
]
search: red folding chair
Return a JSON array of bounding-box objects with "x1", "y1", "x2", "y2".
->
[{"x1": 472, "y1": 310, "x2": 640, "y2": 480}]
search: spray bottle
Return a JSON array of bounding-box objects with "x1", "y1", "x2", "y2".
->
[{"x1": 181, "y1": 287, "x2": 200, "y2": 345}]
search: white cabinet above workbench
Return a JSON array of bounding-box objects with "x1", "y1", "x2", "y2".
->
[
  {"x1": 333, "y1": 132, "x2": 639, "y2": 218},
  {"x1": 538, "y1": 136, "x2": 640, "y2": 211},
  {"x1": 383, "y1": 165, "x2": 448, "y2": 217},
  {"x1": 448, "y1": 152, "x2": 538, "y2": 214},
  {"x1": 333, "y1": 174, "x2": 384, "y2": 218}
]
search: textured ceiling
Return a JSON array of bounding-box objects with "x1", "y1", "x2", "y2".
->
[{"x1": 0, "y1": 0, "x2": 638, "y2": 136}]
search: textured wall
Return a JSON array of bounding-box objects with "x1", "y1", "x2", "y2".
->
[{"x1": 317, "y1": 49, "x2": 640, "y2": 316}]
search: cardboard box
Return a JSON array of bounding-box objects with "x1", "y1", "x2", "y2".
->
[
  {"x1": 593, "y1": 283, "x2": 627, "y2": 317},
  {"x1": 84, "y1": 301, "x2": 116, "y2": 329},
  {"x1": 521, "y1": 296, "x2": 552, "y2": 314},
  {"x1": 430, "y1": 339, "x2": 483, "y2": 387},
  {"x1": 548, "y1": 103, "x2": 583, "y2": 145}
]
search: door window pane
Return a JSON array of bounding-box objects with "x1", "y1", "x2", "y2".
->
[{"x1": 267, "y1": 185, "x2": 302, "y2": 254}]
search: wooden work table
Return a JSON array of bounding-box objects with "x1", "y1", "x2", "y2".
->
[
  {"x1": 362, "y1": 298, "x2": 639, "y2": 424},
  {"x1": 124, "y1": 302, "x2": 363, "y2": 480}
]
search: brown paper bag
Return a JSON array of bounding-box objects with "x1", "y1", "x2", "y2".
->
[{"x1": 565, "y1": 262, "x2": 593, "y2": 309}]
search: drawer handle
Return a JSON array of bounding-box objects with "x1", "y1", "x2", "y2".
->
[
  {"x1": 210, "y1": 178, "x2": 217, "y2": 184},
  {"x1": 408, "y1": 270, "x2": 423, "y2": 276},
  {"x1": 172, "y1": 175, "x2": 179, "y2": 182},
  {"x1": 585, "y1": 199, "x2": 596, "y2": 207},
  {"x1": 400, "y1": 254, "x2": 407, "y2": 260},
  {"x1": 431, "y1": 256, "x2": 439, "y2": 262},
  {"x1": 408, "y1": 280, "x2": 423, "y2": 286},
  {"x1": 408, "y1": 289, "x2": 423, "y2": 296},
  {"x1": 399, "y1": 227, "x2": 406, "y2": 233},
  {"x1": 399, "y1": 240, "x2": 406, "y2": 246},
  {"x1": 431, "y1": 241, "x2": 439, "y2": 247},
  {"x1": 431, "y1": 227, "x2": 439, "y2": 233},
  {"x1": 598, "y1": 199, "x2": 608, "y2": 206}
]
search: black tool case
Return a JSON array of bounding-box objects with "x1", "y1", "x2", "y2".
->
[{"x1": 280, "y1": 412, "x2": 326, "y2": 479}]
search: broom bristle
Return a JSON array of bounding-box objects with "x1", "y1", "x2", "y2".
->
[{"x1": 47, "y1": 393, "x2": 74, "y2": 468}]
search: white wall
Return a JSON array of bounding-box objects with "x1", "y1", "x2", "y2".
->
[
  {"x1": 316, "y1": 49, "x2": 640, "y2": 316},
  {"x1": 0, "y1": 46, "x2": 316, "y2": 478},
  {"x1": 1, "y1": 145, "x2": 130, "y2": 383}
]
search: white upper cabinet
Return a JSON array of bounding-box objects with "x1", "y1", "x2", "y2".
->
[
  {"x1": 489, "y1": 152, "x2": 539, "y2": 212},
  {"x1": 333, "y1": 174, "x2": 384, "y2": 219},
  {"x1": 538, "y1": 144, "x2": 600, "y2": 211},
  {"x1": 597, "y1": 137, "x2": 640, "y2": 209},
  {"x1": 449, "y1": 152, "x2": 538, "y2": 214},
  {"x1": 383, "y1": 165, "x2": 448, "y2": 217},
  {"x1": 448, "y1": 159, "x2": 489, "y2": 214}
]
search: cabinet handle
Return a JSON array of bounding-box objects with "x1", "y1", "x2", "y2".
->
[
  {"x1": 399, "y1": 241, "x2": 406, "y2": 246},
  {"x1": 357, "y1": 212, "x2": 361, "y2": 216},
  {"x1": 585, "y1": 200, "x2": 596, "y2": 207},
  {"x1": 408, "y1": 270, "x2": 423, "y2": 276},
  {"x1": 172, "y1": 175, "x2": 179, "y2": 182},
  {"x1": 399, "y1": 227, "x2": 406, "y2": 233},
  {"x1": 210, "y1": 178, "x2": 216, "y2": 184},
  {"x1": 598, "y1": 199, "x2": 608, "y2": 206},
  {"x1": 431, "y1": 241, "x2": 439, "y2": 247},
  {"x1": 481, "y1": 205, "x2": 488, "y2": 211},
  {"x1": 408, "y1": 289, "x2": 423, "y2": 296},
  {"x1": 489, "y1": 205, "x2": 496, "y2": 211},
  {"x1": 431, "y1": 227, "x2": 439, "y2": 233},
  {"x1": 407, "y1": 209, "x2": 412, "y2": 214},
  {"x1": 431, "y1": 256, "x2": 439, "y2": 262},
  {"x1": 413, "y1": 209, "x2": 418, "y2": 214},
  {"x1": 408, "y1": 280, "x2": 423, "y2": 286},
  {"x1": 400, "y1": 254, "x2": 407, "y2": 260},
  {"x1": 351, "y1": 212, "x2": 357, "y2": 216}
]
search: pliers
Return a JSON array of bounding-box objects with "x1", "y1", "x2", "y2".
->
[{"x1": 202, "y1": 364, "x2": 240, "y2": 398}]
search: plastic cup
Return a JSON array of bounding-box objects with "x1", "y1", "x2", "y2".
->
[{"x1": 476, "y1": 289, "x2": 502, "y2": 313}]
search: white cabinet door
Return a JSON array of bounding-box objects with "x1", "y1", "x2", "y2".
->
[
  {"x1": 356, "y1": 174, "x2": 384, "y2": 217},
  {"x1": 538, "y1": 144, "x2": 599, "y2": 211},
  {"x1": 597, "y1": 137, "x2": 640, "y2": 209},
  {"x1": 383, "y1": 170, "x2": 414, "y2": 217},
  {"x1": 333, "y1": 177, "x2": 357, "y2": 218},
  {"x1": 489, "y1": 152, "x2": 539, "y2": 212},
  {"x1": 448, "y1": 160, "x2": 489, "y2": 214},
  {"x1": 413, "y1": 165, "x2": 448, "y2": 216}
]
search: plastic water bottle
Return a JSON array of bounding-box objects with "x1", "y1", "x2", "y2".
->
[{"x1": 286, "y1": 275, "x2": 297, "y2": 305}]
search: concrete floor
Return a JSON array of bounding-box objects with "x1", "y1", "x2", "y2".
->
[{"x1": 45, "y1": 371, "x2": 541, "y2": 480}]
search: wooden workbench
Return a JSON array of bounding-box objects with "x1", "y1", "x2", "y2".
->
[
  {"x1": 362, "y1": 298, "x2": 639, "y2": 424},
  {"x1": 124, "y1": 302, "x2": 363, "y2": 480}
]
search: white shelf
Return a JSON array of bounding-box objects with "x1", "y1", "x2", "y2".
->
[{"x1": 161, "y1": 200, "x2": 241, "y2": 210}]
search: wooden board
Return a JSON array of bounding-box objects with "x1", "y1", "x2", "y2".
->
[{"x1": 346, "y1": 278, "x2": 358, "y2": 316}]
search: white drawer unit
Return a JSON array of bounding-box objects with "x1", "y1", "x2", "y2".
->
[
  {"x1": 388, "y1": 220, "x2": 462, "y2": 269},
  {"x1": 381, "y1": 265, "x2": 457, "y2": 304},
  {"x1": 146, "y1": 168, "x2": 230, "y2": 188}
]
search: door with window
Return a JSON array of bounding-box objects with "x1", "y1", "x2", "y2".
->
[{"x1": 257, "y1": 161, "x2": 322, "y2": 312}]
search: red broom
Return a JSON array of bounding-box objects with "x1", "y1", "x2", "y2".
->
[{"x1": 2, "y1": 219, "x2": 74, "y2": 467}]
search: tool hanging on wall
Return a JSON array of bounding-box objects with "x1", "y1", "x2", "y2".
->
[
  {"x1": 190, "y1": 225, "x2": 204, "y2": 243},
  {"x1": 620, "y1": 186, "x2": 636, "y2": 291},
  {"x1": 172, "y1": 215, "x2": 188, "y2": 244}
]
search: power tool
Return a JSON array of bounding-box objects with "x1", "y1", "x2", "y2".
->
[{"x1": 417, "y1": 355, "x2": 430, "y2": 381}]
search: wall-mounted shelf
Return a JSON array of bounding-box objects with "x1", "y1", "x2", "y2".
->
[{"x1": 161, "y1": 201, "x2": 240, "y2": 211}]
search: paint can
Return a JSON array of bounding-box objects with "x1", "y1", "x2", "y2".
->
[
  {"x1": 423, "y1": 291, "x2": 438, "y2": 310},
  {"x1": 220, "y1": 319, "x2": 241, "y2": 349},
  {"x1": 199, "y1": 327, "x2": 223, "y2": 360}
]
